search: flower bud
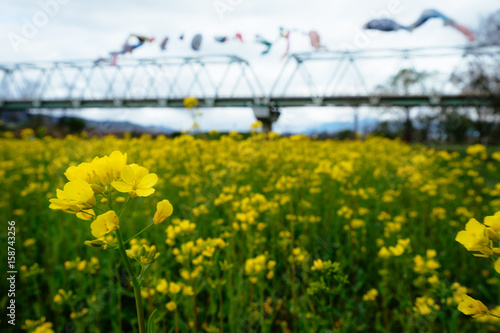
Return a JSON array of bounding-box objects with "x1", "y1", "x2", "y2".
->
[
  {"x1": 139, "y1": 246, "x2": 146, "y2": 258},
  {"x1": 148, "y1": 246, "x2": 157, "y2": 262},
  {"x1": 153, "y1": 200, "x2": 174, "y2": 225},
  {"x1": 84, "y1": 239, "x2": 104, "y2": 248}
]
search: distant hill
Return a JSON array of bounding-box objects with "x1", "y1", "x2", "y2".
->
[
  {"x1": 83, "y1": 118, "x2": 175, "y2": 134},
  {"x1": 1, "y1": 111, "x2": 176, "y2": 135},
  {"x1": 306, "y1": 118, "x2": 379, "y2": 134}
]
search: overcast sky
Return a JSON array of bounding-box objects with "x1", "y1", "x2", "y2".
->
[{"x1": 1, "y1": 0, "x2": 499, "y2": 133}]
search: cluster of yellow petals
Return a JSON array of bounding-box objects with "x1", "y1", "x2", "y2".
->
[
  {"x1": 414, "y1": 296, "x2": 440, "y2": 315},
  {"x1": 49, "y1": 180, "x2": 96, "y2": 213},
  {"x1": 90, "y1": 211, "x2": 119, "y2": 238},
  {"x1": 49, "y1": 151, "x2": 165, "y2": 240},
  {"x1": 378, "y1": 238, "x2": 411, "y2": 258},
  {"x1": 456, "y1": 212, "x2": 500, "y2": 320},
  {"x1": 456, "y1": 215, "x2": 500, "y2": 273},
  {"x1": 245, "y1": 255, "x2": 276, "y2": 283},
  {"x1": 458, "y1": 295, "x2": 490, "y2": 318},
  {"x1": 111, "y1": 164, "x2": 158, "y2": 198},
  {"x1": 362, "y1": 289, "x2": 378, "y2": 302}
]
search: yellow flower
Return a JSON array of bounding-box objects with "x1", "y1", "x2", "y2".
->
[
  {"x1": 184, "y1": 96, "x2": 199, "y2": 108},
  {"x1": 108, "y1": 151, "x2": 128, "y2": 177},
  {"x1": 49, "y1": 180, "x2": 96, "y2": 212},
  {"x1": 89, "y1": 152, "x2": 127, "y2": 185},
  {"x1": 427, "y1": 275, "x2": 439, "y2": 285},
  {"x1": 458, "y1": 295, "x2": 489, "y2": 318},
  {"x1": 267, "y1": 260, "x2": 276, "y2": 270},
  {"x1": 53, "y1": 294, "x2": 63, "y2": 304},
  {"x1": 156, "y1": 279, "x2": 168, "y2": 294},
  {"x1": 311, "y1": 259, "x2": 324, "y2": 271},
  {"x1": 166, "y1": 301, "x2": 177, "y2": 311},
  {"x1": 350, "y1": 219, "x2": 365, "y2": 229},
  {"x1": 455, "y1": 219, "x2": 492, "y2": 257},
  {"x1": 363, "y1": 289, "x2": 378, "y2": 302},
  {"x1": 76, "y1": 209, "x2": 95, "y2": 221},
  {"x1": 112, "y1": 164, "x2": 158, "y2": 198},
  {"x1": 169, "y1": 282, "x2": 181, "y2": 294},
  {"x1": 426, "y1": 249, "x2": 437, "y2": 259},
  {"x1": 414, "y1": 296, "x2": 439, "y2": 315},
  {"x1": 23, "y1": 238, "x2": 36, "y2": 247},
  {"x1": 388, "y1": 244, "x2": 404, "y2": 256},
  {"x1": 484, "y1": 212, "x2": 500, "y2": 233},
  {"x1": 153, "y1": 200, "x2": 174, "y2": 225},
  {"x1": 494, "y1": 258, "x2": 500, "y2": 274},
  {"x1": 466, "y1": 144, "x2": 487, "y2": 159},
  {"x1": 250, "y1": 121, "x2": 263, "y2": 128},
  {"x1": 493, "y1": 152, "x2": 500, "y2": 162},
  {"x1": 182, "y1": 286, "x2": 195, "y2": 296},
  {"x1": 378, "y1": 247, "x2": 391, "y2": 259},
  {"x1": 90, "y1": 211, "x2": 119, "y2": 238}
]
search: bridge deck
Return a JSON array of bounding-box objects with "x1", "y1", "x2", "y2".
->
[{"x1": 0, "y1": 95, "x2": 496, "y2": 110}]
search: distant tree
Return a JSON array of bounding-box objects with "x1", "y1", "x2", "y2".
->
[
  {"x1": 414, "y1": 113, "x2": 439, "y2": 142},
  {"x1": 451, "y1": 9, "x2": 500, "y2": 144},
  {"x1": 477, "y1": 10, "x2": 500, "y2": 46},
  {"x1": 438, "y1": 109, "x2": 472, "y2": 144},
  {"x1": 371, "y1": 121, "x2": 403, "y2": 139},
  {"x1": 58, "y1": 117, "x2": 86, "y2": 134},
  {"x1": 375, "y1": 68, "x2": 434, "y2": 142},
  {"x1": 335, "y1": 129, "x2": 354, "y2": 140}
]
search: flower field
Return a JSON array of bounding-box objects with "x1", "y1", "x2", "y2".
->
[{"x1": 2, "y1": 132, "x2": 500, "y2": 332}]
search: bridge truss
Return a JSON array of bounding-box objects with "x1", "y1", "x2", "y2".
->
[{"x1": 0, "y1": 46, "x2": 499, "y2": 111}]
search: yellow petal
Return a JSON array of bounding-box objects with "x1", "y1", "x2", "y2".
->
[
  {"x1": 138, "y1": 173, "x2": 158, "y2": 189},
  {"x1": 466, "y1": 219, "x2": 484, "y2": 235},
  {"x1": 112, "y1": 181, "x2": 133, "y2": 193},
  {"x1": 121, "y1": 165, "x2": 135, "y2": 185},
  {"x1": 130, "y1": 164, "x2": 149, "y2": 179},
  {"x1": 109, "y1": 151, "x2": 127, "y2": 173},
  {"x1": 495, "y1": 258, "x2": 500, "y2": 274},
  {"x1": 136, "y1": 188, "x2": 155, "y2": 197},
  {"x1": 455, "y1": 231, "x2": 476, "y2": 249}
]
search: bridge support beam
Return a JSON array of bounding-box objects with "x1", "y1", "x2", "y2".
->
[{"x1": 252, "y1": 106, "x2": 280, "y2": 133}]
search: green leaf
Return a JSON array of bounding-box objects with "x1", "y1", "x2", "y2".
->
[{"x1": 147, "y1": 309, "x2": 158, "y2": 333}]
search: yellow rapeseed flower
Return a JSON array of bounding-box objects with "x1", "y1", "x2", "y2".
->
[
  {"x1": 458, "y1": 295, "x2": 489, "y2": 318},
  {"x1": 90, "y1": 211, "x2": 119, "y2": 238},
  {"x1": 49, "y1": 180, "x2": 96, "y2": 213},
  {"x1": 362, "y1": 289, "x2": 378, "y2": 302},
  {"x1": 311, "y1": 259, "x2": 324, "y2": 271},
  {"x1": 184, "y1": 96, "x2": 199, "y2": 108},
  {"x1": 169, "y1": 282, "x2": 181, "y2": 294},
  {"x1": 166, "y1": 301, "x2": 177, "y2": 311},
  {"x1": 112, "y1": 164, "x2": 158, "y2": 198},
  {"x1": 153, "y1": 200, "x2": 174, "y2": 225},
  {"x1": 455, "y1": 219, "x2": 493, "y2": 257}
]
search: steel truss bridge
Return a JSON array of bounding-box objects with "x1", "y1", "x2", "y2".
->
[{"x1": 0, "y1": 46, "x2": 499, "y2": 114}]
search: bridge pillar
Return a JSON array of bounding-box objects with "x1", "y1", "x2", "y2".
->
[{"x1": 252, "y1": 106, "x2": 280, "y2": 133}]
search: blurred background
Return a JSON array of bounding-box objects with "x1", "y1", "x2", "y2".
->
[{"x1": 1, "y1": 0, "x2": 499, "y2": 143}]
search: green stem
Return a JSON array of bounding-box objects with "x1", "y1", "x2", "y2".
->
[
  {"x1": 115, "y1": 229, "x2": 146, "y2": 333},
  {"x1": 125, "y1": 223, "x2": 155, "y2": 245},
  {"x1": 117, "y1": 197, "x2": 133, "y2": 218},
  {"x1": 488, "y1": 312, "x2": 500, "y2": 319}
]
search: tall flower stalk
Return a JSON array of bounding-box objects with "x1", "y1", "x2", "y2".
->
[{"x1": 49, "y1": 151, "x2": 173, "y2": 332}]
